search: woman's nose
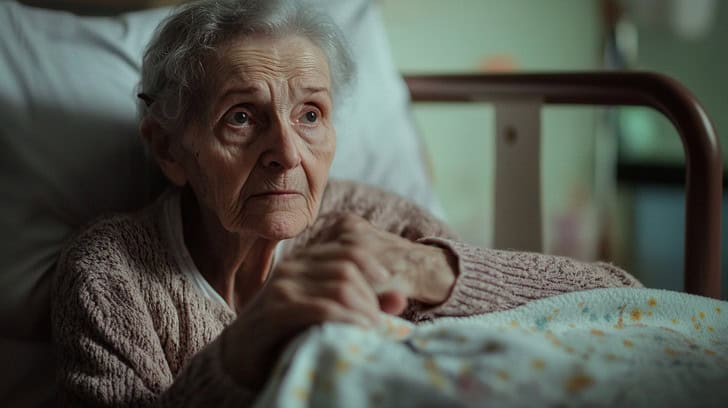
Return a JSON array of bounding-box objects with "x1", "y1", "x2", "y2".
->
[{"x1": 260, "y1": 121, "x2": 302, "y2": 170}]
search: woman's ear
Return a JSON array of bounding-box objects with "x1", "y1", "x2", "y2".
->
[{"x1": 140, "y1": 116, "x2": 188, "y2": 187}]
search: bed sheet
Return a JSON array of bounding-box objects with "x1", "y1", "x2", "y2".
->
[{"x1": 255, "y1": 288, "x2": 728, "y2": 407}]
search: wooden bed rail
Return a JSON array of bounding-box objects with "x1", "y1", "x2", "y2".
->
[{"x1": 403, "y1": 72, "x2": 723, "y2": 299}]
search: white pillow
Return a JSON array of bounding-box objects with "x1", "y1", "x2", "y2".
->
[
  {"x1": 0, "y1": 1, "x2": 436, "y2": 405},
  {"x1": 321, "y1": 0, "x2": 437, "y2": 208}
]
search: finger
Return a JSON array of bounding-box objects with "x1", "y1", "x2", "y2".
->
[
  {"x1": 260, "y1": 277, "x2": 377, "y2": 334},
  {"x1": 281, "y1": 259, "x2": 382, "y2": 320},
  {"x1": 297, "y1": 297, "x2": 376, "y2": 329},
  {"x1": 294, "y1": 260, "x2": 407, "y2": 312},
  {"x1": 300, "y1": 264, "x2": 382, "y2": 323},
  {"x1": 307, "y1": 212, "x2": 357, "y2": 243},
  {"x1": 318, "y1": 281, "x2": 382, "y2": 324},
  {"x1": 331, "y1": 213, "x2": 368, "y2": 234},
  {"x1": 369, "y1": 270, "x2": 410, "y2": 296},
  {"x1": 378, "y1": 291, "x2": 408, "y2": 315},
  {"x1": 297, "y1": 243, "x2": 390, "y2": 285}
]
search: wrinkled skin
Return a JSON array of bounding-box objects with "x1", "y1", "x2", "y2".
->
[{"x1": 142, "y1": 35, "x2": 456, "y2": 390}]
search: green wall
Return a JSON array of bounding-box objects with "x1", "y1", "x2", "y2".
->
[
  {"x1": 620, "y1": 0, "x2": 728, "y2": 164},
  {"x1": 380, "y1": 0, "x2": 604, "y2": 250}
]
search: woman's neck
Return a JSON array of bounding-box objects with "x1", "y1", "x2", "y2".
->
[{"x1": 180, "y1": 188, "x2": 278, "y2": 311}]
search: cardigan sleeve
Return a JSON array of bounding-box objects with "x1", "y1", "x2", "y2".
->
[
  {"x1": 51, "y1": 225, "x2": 254, "y2": 407},
  {"x1": 318, "y1": 180, "x2": 643, "y2": 322},
  {"x1": 406, "y1": 237, "x2": 643, "y2": 321}
]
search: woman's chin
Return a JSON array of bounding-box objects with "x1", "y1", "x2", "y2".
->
[{"x1": 247, "y1": 212, "x2": 309, "y2": 240}]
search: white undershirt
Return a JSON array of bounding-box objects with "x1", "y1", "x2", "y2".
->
[{"x1": 160, "y1": 190, "x2": 285, "y2": 310}]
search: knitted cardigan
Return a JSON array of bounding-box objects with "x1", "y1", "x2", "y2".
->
[{"x1": 52, "y1": 180, "x2": 641, "y2": 407}]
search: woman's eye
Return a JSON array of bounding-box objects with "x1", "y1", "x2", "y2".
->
[
  {"x1": 232, "y1": 111, "x2": 248, "y2": 125},
  {"x1": 224, "y1": 109, "x2": 252, "y2": 127},
  {"x1": 301, "y1": 110, "x2": 318, "y2": 124}
]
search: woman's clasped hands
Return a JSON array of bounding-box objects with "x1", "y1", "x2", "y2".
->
[{"x1": 223, "y1": 213, "x2": 456, "y2": 389}]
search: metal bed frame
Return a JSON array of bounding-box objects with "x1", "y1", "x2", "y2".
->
[{"x1": 405, "y1": 71, "x2": 723, "y2": 299}]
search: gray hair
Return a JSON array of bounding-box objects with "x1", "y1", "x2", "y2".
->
[{"x1": 138, "y1": 0, "x2": 355, "y2": 130}]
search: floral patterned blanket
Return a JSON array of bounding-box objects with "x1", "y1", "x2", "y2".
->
[{"x1": 254, "y1": 288, "x2": 728, "y2": 407}]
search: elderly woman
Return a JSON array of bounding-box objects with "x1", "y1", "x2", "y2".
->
[{"x1": 51, "y1": 0, "x2": 641, "y2": 406}]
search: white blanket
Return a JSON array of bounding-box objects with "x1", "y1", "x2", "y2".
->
[{"x1": 254, "y1": 288, "x2": 728, "y2": 407}]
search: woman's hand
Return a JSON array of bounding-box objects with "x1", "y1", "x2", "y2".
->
[
  {"x1": 305, "y1": 213, "x2": 458, "y2": 306},
  {"x1": 222, "y1": 254, "x2": 383, "y2": 391},
  {"x1": 222, "y1": 213, "x2": 457, "y2": 391}
]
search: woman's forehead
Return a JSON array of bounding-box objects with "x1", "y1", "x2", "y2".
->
[{"x1": 213, "y1": 35, "x2": 331, "y2": 94}]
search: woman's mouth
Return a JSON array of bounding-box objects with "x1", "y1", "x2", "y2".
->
[{"x1": 249, "y1": 191, "x2": 302, "y2": 199}]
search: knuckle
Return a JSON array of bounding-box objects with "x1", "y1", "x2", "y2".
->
[
  {"x1": 331, "y1": 284, "x2": 354, "y2": 305},
  {"x1": 346, "y1": 247, "x2": 367, "y2": 262},
  {"x1": 339, "y1": 232, "x2": 362, "y2": 246},
  {"x1": 307, "y1": 301, "x2": 337, "y2": 321},
  {"x1": 337, "y1": 213, "x2": 365, "y2": 231},
  {"x1": 332, "y1": 261, "x2": 358, "y2": 281}
]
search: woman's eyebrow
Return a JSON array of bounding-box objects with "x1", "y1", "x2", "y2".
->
[
  {"x1": 213, "y1": 86, "x2": 263, "y2": 114},
  {"x1": 214, "y1": 85, "x2": 330, "y2": 112}
]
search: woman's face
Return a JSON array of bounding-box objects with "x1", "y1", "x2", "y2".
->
[{"x1": 173, "y1": 35, "x2": 336, "y2": 240}]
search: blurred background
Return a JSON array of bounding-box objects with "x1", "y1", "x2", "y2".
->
[
  {"x1": 9, "y1": 0, "x2": 727, "y2": 297},
  {"x1": 378, "y1": 0, "x2": 727, "y2": 297},
  {"x1": 2, "y1": 2, "x2": 724, "y2": 406}
]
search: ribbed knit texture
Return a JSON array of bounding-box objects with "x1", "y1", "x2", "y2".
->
[{"x1": 51, "y1": 179, "x2": 641, "y2": 407}]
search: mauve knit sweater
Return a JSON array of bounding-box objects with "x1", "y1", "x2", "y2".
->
[{"x1": 51, "y1": 180, "x2": 641, "y2": 407}]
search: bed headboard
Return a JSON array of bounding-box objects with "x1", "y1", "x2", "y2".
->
[{"x1": 404, "y1": 71, "x2": 723, "y2": 299}]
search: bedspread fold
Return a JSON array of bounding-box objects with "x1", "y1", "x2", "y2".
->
[{"x1": 254, "y1": 288, "x2": 728, "y2": 407}]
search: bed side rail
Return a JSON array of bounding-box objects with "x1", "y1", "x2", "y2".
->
[{"x1": 404, "y1": 72, "x2": 722, "y2": 299}]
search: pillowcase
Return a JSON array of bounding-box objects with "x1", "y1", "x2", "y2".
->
[
  {"x1": 0, "y1": 4, "x2": 170, "y2": 405},
  {"x1": 0, "y1": 0, "x2": 436, "y2": 405}
]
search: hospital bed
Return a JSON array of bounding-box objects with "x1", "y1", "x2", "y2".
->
[
  {"x1": 405, "y1": 72, "x2": 723, "y2": 299},
  {"x1": 0, "y1": 1, "x2": 724, "y2": 406}
]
